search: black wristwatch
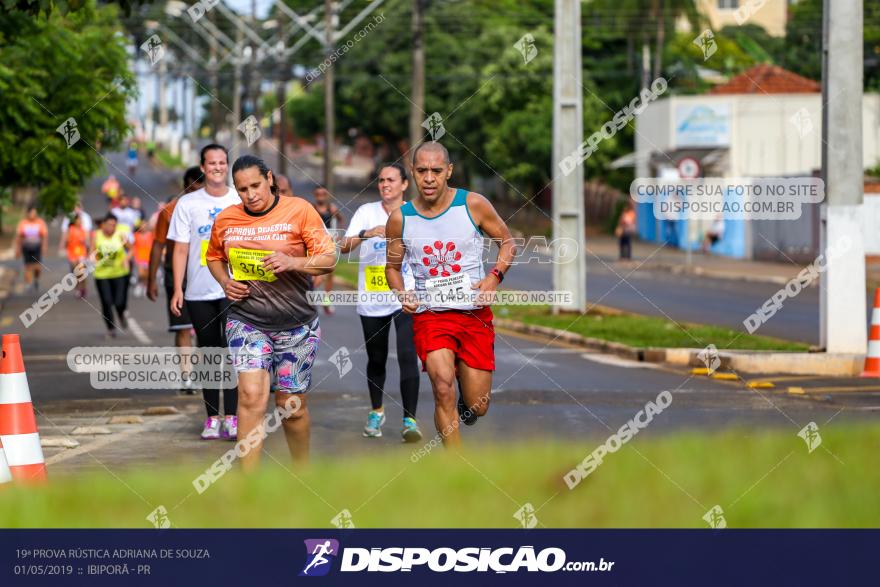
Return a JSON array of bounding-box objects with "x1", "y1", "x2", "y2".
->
[{"x1": 358, "y1": 229, "x2": 367, "y2": 239}]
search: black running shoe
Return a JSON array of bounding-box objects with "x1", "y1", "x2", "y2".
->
[{"x1": 458, "y1": 392, "x2": 478, "y2": 426}]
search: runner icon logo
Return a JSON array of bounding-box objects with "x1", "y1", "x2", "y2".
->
[
  {"x1": 300, "y1": 539, "x2": 340, "y2": 577},
  {"x1": 330, "y1": 347, "x2": 353, "y2": 378},
  {"x1": 146, "y1": 505, "x2": 172, "y2": 529},
  {"x1": 513, "y1": 503, "x2": 538, "y2": 529},
  {"x1": 697, "y1": 344, "x2": 720, "y2": 375},
  {"x1": 331, "y1": 508, "x2": 356, "y2": 529},
  {"x1": 702, "y1": 505, "x2": 726, "y2": 529},
  {"x1": 797, "y1": 422, "x2": 822, "y2": 453}
]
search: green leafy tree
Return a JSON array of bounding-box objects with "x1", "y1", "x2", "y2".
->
[{"x1": 0, "y1": 0, "x2": 136, "y2": 216}]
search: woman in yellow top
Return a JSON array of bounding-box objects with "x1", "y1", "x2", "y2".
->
[{"x1": 91, "y1": 214, "x2": 132, "y2": 338}]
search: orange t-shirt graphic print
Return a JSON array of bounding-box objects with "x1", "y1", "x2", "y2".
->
[{"x1": 207, "y1": 196, "x2": 335, "y2": 330}]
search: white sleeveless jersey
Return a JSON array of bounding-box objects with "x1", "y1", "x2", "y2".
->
[{"x1": 400, "y1": 188, "x2": 485, "y2": 312}]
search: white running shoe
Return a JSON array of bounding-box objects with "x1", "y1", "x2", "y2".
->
[
  {"x1": 363, "y1": 410, "x2": 386, "y2": 438},
  {"x1": 200, "y1": 416, "x2": 221, "y2": 440}
]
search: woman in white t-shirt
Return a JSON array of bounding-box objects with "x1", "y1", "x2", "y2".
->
[
  {"x1": 167, "y1": 144, "x2": 241, "y2": 441},
  {"x1": 340, "y1": 163, "x2": 421, "y2": 442}
]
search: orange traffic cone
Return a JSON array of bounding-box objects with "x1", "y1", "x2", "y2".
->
[
  {"x1": 862, "y1": 289, "x2": 880, "y2": 378},
  {"x1": 0, "y1": 437, "x2": 12, "y2": 485},
  {"x1": 0, "y1": 334, "x2": 46, "y2": 482}
]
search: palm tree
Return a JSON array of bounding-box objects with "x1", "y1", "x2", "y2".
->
[{"x1": 591, "y1": 0, "x2": 701, "y2": 84}]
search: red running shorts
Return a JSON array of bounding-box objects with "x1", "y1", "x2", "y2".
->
[{"x1": 412, "y1": 306, "x2": 495, "y2": 372}]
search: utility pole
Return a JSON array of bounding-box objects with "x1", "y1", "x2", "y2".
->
[
  {"x1": 250, "y1": 0, "x2": 261, "y2": 155},
  {"x1": 408, "y1": 0, "x2": 425, "y2": 156},
  {"x1": 232, "y1": 29, "x2": 244, "y2": 164},
  {"x1": 277, "y1": 79, "x2": 287, "y2": 177},
  {"x1": 323, "y1": 0, "x2": 336, "y2": 192},
  {"x1": 820, "y1": 0, "x2": 866, "y2": 353},
  {"x1": 158, "y1": 57, "x2": 169, "y2": 136},
  {"x1": 551, "y1": 0, "x2": 586, "y2": 312},
  {"x1": 209, "y1": 13, "x2": 221, "y2": 140},
  {"x1": 277, "y1": 9, "x2": 288, "y2": 177}
]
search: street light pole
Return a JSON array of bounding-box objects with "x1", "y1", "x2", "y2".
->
[
  {"x1": 323, "y1": 0, "x2": 336, "y2": 193},
  {"x1": 551, "y1": 0, "x2": 586, "y2": 313},
  {"x1": 409, "y1": 0, "x2": 425, "y2": 155},
  {"x1": 820, "y1": 0, "x2": 866, "y2": 353}
]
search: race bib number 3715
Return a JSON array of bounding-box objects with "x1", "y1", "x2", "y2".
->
[{"x1": 229, "y1": 248, "x2": 278, "y2": 282}]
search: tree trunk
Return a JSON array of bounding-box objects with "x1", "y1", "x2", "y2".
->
[{"x1": 626, "y1": 35, "x2": 634, "y2": 75}]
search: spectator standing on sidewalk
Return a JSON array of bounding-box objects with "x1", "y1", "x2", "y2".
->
[
  {"x1": 702, "y1": 215, "x2": 725, "y2": 254},
  {"x1": 615, "y1": 202, "x2": 637, "y2": 260}
]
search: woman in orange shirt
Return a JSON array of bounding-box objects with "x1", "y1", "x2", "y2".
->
[
  {"x1": 15, "y1": 206, "x2": 48, "y2": 292},
  {"x1": 62, "y1": 213, "x2": 90, "y2": 299},
  {"x1": 206, "y1": 155, "x2": 336, "y2": 467}
]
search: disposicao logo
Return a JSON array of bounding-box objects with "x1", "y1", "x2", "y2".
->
[{"x1": 300, "y1": 539, "x2": 340, "y2": 577}]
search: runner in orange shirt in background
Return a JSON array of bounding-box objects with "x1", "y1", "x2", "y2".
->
[
  {"x1": 62, "y1": 213, "x2": 90, "y2": 299},
  {"x1": 132, "y1": 221, "x2": 154, "y2": 298}
]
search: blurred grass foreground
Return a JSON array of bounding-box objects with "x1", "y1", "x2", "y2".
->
[{"x1": 2, "y1": 423, "x2": 878, "y2": 528}]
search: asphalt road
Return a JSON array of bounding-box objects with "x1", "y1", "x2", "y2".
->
[
  {"x1": 6, "y1": 249, "x2": 874, "y2": 470},
  {"x1": 2, "y1": 153, "x2": 877, "y2": 473},
  {"x1": 95, "y1": 147, "x2": 825, "y2": 345},
  {"x1": 503, "y1": 260, "x2": 822, "y2": 345}
]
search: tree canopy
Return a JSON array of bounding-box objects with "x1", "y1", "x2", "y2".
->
[{"x1": 0, "y1": 0, "x2": 136, "y2": 214}]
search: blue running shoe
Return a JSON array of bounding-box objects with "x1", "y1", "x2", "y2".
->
[
  {"x1": 363, "y1": 410, "x2": 386, "y2": 438},
  {"x1": 401, "y1": 417, "x2": 422, "y2": 443}
]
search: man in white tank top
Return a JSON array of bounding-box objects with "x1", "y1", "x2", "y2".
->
[{"x1": 385, "y1": 142, "x2": 516, "y2": 447}]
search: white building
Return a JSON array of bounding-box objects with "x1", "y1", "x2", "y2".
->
[{"x1": 624, "y1": 65, "x2": 880, "y2": 261}]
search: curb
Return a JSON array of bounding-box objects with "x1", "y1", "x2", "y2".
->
[
  {"x1": 664, "y1": 347, "x2": 863, "y2": 377},
  {"x1": 0, "y1": 264, "x2": 16, "y2": 304},
  {"x1": 494, "y1": 317, "x2": 863, "y2": 376}
]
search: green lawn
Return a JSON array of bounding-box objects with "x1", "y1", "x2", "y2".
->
[
  {"x1": 498, "y1": 304, "x2": 809, "y2": 351},
  {"x1": 154, "y1": 147, "x2": 183, "y2": 169},
  {"x1": 332, "y1": 257, "x2": 359, "y2": 285},
  {"x1": 2, "y1": 424, "x2": 878, "y2": 527}
]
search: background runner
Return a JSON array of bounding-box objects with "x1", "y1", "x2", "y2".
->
[
  {"x1": 168, "y1": 145, "x2": 240, "y2": 440},
  {"x1": 341, "y1": 162, "x2": 421, "y2": 442},
  {"x1": 15, "y1": 206, "x2": 48, "y2": 292}
]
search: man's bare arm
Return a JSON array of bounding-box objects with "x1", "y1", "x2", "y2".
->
[
  {"x1": 468, "y1": 193, "x2": 516, "y2": 275},
  {"x1": 384, "y1": 209, "x2": 405, "y2": 292}
]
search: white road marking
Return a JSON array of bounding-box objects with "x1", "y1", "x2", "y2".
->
[
  {"x1": 127, "y1": 316, "x2": 151, "y2": 344},
  {"x1": 70, "y1": 362, "x2": 121, "y2": 374},
  {"x1": 580, "y1": 353, "x2": 661, "y2": 370}
]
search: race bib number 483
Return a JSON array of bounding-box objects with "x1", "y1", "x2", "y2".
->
[
  {"x1": 364, "y1": 265, "x2": 389, "y2": 291},
  {"x1": 229, "y1": 248, "x2": 278, "y2": 282},
  {"x1": 200, "y1": 240, "x2": 209, "y2": 266},
  {"x1": 425, "y1": 272, "x2": 472, "y2": 308}
]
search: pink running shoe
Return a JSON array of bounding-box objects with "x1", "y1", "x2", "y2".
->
[
  {"x1": 220, "y1": 415, "x2": 238, "y2": 441},
  {"x1": 200, "y1": 416, "x2": 221, "y2": 440}
]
